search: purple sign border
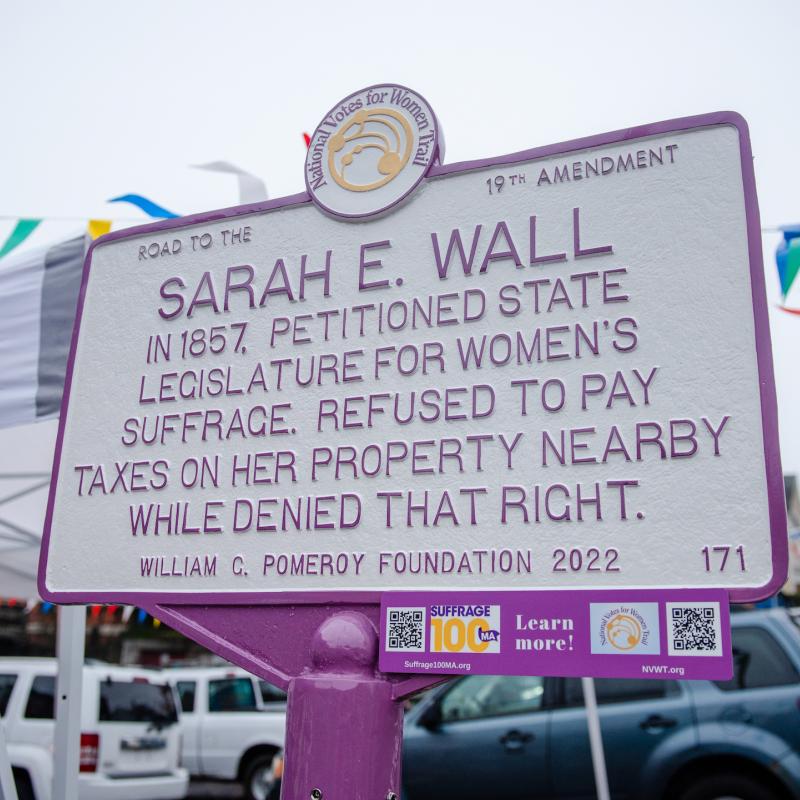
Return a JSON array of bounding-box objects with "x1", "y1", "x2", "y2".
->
[{"x1": 37, "y1": 110, "x2": 787, "y2": 606}]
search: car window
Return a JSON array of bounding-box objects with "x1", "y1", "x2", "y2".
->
[
  {"x1": 208, "y1": 677, "x2": 257, "y2": 712},
  {"x1": 564, "y1": 678, "x2": 679, "y2": 706},
  {"x1": 25, "y1": 675, "x2": 55, "y2": 719},
  {"x1": 0, "y1": 674, "x2": 16, "y2": 717},
  {"x1": 259, "y1": 680, "x2": 287, "y2": 704},
  {"x1": 715, "y1": 626, "x2": 800, "y2": 692},
  {"x1": 176, "y1": 680, "x2": 196, "y2": 713},
  {"x1": 99, "y1": 680, "x2": 178, "y2": 725},
  {"x1": 439, "y1": 675, "x2": 545, "y2": 722}
]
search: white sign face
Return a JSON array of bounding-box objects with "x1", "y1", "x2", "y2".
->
[{"x1": 40, "y1": 113, "x2": 786, "y2": 604}]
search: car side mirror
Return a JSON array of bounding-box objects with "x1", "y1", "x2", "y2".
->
[{"x1": 419, "y1": 701, "x2": 443, "y2": 731}]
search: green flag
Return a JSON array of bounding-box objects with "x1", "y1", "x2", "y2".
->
[{"x1": 0, "y1": 219, "x2": 42, "y2": 259}]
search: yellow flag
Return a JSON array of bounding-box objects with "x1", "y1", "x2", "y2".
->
[{"x1": 88, "y1": 219, "x2": 112, "y2": 239}]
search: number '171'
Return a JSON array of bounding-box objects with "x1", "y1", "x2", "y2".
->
[{"x1": 701, "y1": 545, "x2": 746, "y2": 572}]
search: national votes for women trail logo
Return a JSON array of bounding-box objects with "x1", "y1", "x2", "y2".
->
[
  {"x1": 590, "y1": 602, "x2": 661, "y2": 656},
  {"x1": 305, "y1": 84, "x2": 441, "y2": 220},
  {"x1": 605, "y1": 613, "x2": 643, "y2": 651}
]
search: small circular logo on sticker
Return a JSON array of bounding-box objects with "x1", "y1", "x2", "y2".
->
[
  {"x1": 305, "y1": 84, "x2": 441, "y2": 220},
  {"x1": 606, "y1": 613, "x2": 643, "y2": 651}
]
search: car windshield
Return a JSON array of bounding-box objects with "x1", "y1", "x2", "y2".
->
[{"x1": 99, "y1": 679, "x2": 178, "y2": 727}]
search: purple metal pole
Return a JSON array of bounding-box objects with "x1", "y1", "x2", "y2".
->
[{"x1": 281, "y1": 611, "x2": 404, "y2": 800}]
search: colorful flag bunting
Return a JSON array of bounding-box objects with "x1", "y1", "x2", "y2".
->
[
  {"x1": 87, "y1": 219, "x2": 112, "y2": 239},
  {"x1": 108, "y1": 194, "x2": 178, "y2": 218},
  {"x1": 776, "y1": 226, "x2": 800, "y2": 311},
  {"x1": 0, "y1": 218, "x2": 42, "y2": 259}
]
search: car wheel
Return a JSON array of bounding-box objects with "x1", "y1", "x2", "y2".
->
[
  {"x1": 677, "y1": 772, "x2": 782, "y2": 800},
  {"x1": 243, "y1": 752, "x2": 280, "y2": 800}
]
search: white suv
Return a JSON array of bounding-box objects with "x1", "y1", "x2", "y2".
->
[{"x1": 0, "y1": 658, "x2": 188, "y2": 800}]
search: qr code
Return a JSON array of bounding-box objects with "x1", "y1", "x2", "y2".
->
[
  {"x1": 385, "y1": 607, "x2": 426, "y2": 652},
  {"x1": 666, "y1": 603, "x2": 722, "y2": 657}
]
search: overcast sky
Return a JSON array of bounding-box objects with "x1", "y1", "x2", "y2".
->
[{"x1": 1, "y1": 0, "x2": 798, "y2": 478}]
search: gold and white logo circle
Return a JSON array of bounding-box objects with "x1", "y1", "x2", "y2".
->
[
  {"x1": 606, "y1": 613, "x2": 643, "y2": 651},
  {"x1": 305, "y1": 84, "x2": 441, "y2": 220}
]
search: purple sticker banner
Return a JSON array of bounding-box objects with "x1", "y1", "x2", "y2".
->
[{"x1": 380, "y1": 589, "x2": 732, "y2": 681}]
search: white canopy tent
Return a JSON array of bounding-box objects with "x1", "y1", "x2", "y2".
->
[
  {"x1": 0, "y1": 419, "x2": 83, "y2": 800},
  {"x1": 0, "y1": 424, "x2": 53, "y2": 597}
]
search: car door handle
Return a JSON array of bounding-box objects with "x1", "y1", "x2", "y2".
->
[
  {"x1": 639, "y1": 714, "x2": 677, "y2": 731},
  {"x1": 499, "y1": 729, "x2": 534, "y2": 751}
]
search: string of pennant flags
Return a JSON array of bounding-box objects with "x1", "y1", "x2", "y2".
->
[
  {"x1": 776, "y1": 225, "x2": 800, "y2": 314},
  {"x1": 0, "y1": 194, "x2": 178, "y2": 259},
  {"x1": 0, "y1": 145, "x2": 318, "y2": 258},
  {"x1": 0, "y1": 160, "x2": 268, "y2": 259},
  {"x1": 3, "y1": 142, "x2": 799, "y2": 294},
  {"x1": 1, "y1": 598, "x2": 163, "y2": 627}
]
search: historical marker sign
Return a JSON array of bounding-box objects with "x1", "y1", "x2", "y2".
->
[{"x1": 39, "y1": 98, "x2": 785, "y2": 606}]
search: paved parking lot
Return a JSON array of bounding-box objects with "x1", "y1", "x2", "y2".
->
[{"x1": 186, "y1": 780, "x2": 243, "y2": 798}]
